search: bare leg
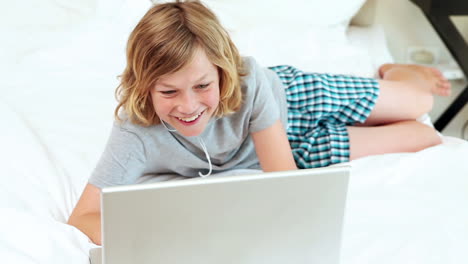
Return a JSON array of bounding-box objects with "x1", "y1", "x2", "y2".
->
[
  {"x1": 346, "y1": 64, "x2": 449, "y2": 159},
  {"x1": 348, "y1": 120, "x2": 442, "y2": 160},
  {"x1": 363, "y1": 64, "x2": 451, "y2": 126}
]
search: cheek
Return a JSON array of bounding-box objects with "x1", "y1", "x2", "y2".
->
[
  {"x1": 151, "y1": 93, "x2": 171, "y2": 116},
  {"x1": 207, "y1": 87, "x2": 220, "y2": 108}
]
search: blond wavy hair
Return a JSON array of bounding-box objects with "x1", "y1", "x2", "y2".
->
[{"x1": 114, "y1": 0, "x2": 245, "y2": 126}]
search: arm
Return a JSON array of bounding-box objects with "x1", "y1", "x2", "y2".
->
[
  {"x1": 251, "y1": 119, "x2": 297, "y2": 172},
  {"x1": 67, "y1": 183, "x2": 102, "y2": 245},
  {"x1": 67, "y1": 122, "x2": 147, "y2": 245}
]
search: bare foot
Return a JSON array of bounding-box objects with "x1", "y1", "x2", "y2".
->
[{"x1": 378, "y1": 63, "x2": 452, "y2": 96}]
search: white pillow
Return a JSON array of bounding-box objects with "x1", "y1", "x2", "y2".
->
[
  {"x1": 1, "y1": 1, "x2": 156, "y2": 221},
  {"x1": 230, "y1": 24, "x2": 350, "y2": 71},
  {"x1": 203, "y1": 0, "x2": 366, "y2": 27},
  {"x1": 201, "y1": 0, "x2": 367, "y2": 72},
  {"x1": 0, "y1": 0, "x2": 98, "y2": 65},
  {"x1": 0, "y1": 0, "x2": 97, "y2": 30},
  {"x1": 0, "y1": 100, "x2": 71, "y2": 222},
  {"x1": 0, "y1": 0, "x2": 151, "y2": 74}
]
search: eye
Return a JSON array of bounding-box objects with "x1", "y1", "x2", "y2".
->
[
  {"x1": 196, "y1": 83, "x2": 210, "y2": 89},
  {"x1": 160, "y1": 90, "x2": 176, "y2": 95}
]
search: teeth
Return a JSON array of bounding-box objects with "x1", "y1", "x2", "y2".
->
[{"x1": 177, "y1": 112, "x2": 201, "y2": 122}]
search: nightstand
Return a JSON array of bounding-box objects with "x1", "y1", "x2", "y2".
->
[
  {"x1": 431, "y1": 78, "x2": 468, "y2": 139},
  {"x1": 410, "y1": 0, "x2": 468, "y2": 132}
]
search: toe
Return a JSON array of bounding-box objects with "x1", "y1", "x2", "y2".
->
[
  {"x1": 429, "y1": 67, "x2": 444, "y2": 77},
  {"x1": 436, "y1": 80, "x2": 452, "y2": 96},
  {"x1": 443, "y1": 81, "x2": 452, "y2": 96}
]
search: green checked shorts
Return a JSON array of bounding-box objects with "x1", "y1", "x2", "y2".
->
[{"x1": 269, "y1": 65, "x2": 380, "y2": 168}]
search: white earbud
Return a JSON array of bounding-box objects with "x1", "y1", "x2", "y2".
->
[
  {"x1": 160, "y1": 118, "x2": 212, "y2": 177},
  {"x1": 160, "y1": 119, "x2": 177, "y2": 132},
  {"x1": 198, "y1": 137, "x2": 213, "y2": 178}
]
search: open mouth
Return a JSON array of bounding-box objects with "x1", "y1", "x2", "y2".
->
[{"x1": 175, "y1": 110, "x2": 204, "y2": 124}]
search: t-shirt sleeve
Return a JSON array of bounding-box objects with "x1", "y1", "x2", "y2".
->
[
  {"x1": 247, "y1": 58, "x2": 281, "y2": 133},
  {"x1": 88, "y1": 122, "x2": 147, "y2": 188}
]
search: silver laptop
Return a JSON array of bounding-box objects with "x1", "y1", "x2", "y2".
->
[{"x1": 91, "y1": 166, "x2": 350, "y2": 264}]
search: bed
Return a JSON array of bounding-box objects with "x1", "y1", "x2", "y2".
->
[{"x1": 1, "y1": 0, "x2": 468, "y2": 263}]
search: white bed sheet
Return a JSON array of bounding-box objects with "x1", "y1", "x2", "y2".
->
[
  {"x1": 1, "y1": 2, "x2": 468, "y2": 263},
  {"x1": 342, "y1": 136, "x2": 468, "y2": 263}
]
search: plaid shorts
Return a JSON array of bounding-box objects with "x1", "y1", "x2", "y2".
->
[{"x1": 269, "y1": 65, "x2": 380, "y2": 168}]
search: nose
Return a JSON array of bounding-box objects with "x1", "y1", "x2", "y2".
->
[{"x1": 177, "y1": 90, "x2": 198, "y2": 114}]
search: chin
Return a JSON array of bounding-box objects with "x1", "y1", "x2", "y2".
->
[
  {"x1": 166, "y1": 121, "x2": 204, "y2": 137},
  {"x1": 179, "y1": 130, "x2": 203, "y2": 137}
]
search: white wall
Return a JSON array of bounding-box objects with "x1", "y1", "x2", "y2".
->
[
  {"x1": 374, "y1": 0, "x2": 468, "y2": 65},
  {"x1": 451, "y1": 16, "x2": 468, "y2": 43}
]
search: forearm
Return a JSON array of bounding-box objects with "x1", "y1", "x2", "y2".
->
[
  {"x1": 68, "y1": 213, "x2": 102, "y2": 245},
  {"x1": 252, "y1": 120, "x2": 298, "y2": 172}
]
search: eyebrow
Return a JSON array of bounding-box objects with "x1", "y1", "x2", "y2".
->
[{"x1": 158, "y1": 74, "x2": 209, "y2": 89}]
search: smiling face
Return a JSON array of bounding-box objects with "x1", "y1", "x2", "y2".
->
[{"x1": 151, "y1": 47, "x2": 220, "y2": 137}]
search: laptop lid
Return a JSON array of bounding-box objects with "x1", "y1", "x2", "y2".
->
[{"x1": 99, "y1": 166, "x2": 349, "y2": 264}]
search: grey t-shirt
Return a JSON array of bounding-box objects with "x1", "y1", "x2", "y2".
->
[{"x1": 89, "y1": 57, "x2": 287, "y2": 188}]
